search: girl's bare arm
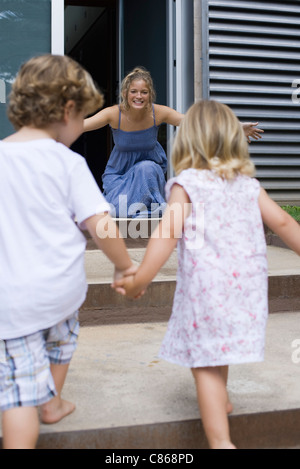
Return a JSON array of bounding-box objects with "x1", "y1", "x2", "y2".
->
[{"x1": 259, "y1": 188, "x2": 300, "y2": 255}]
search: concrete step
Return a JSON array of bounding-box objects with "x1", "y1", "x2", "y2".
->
[
  {"x1": 81, "y1": 246, "x2": 300, "y2": 323},
  {"x1": 5, "y1": 311, "x2": 299, "y2": 449}
]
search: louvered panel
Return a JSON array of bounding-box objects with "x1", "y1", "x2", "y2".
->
[{"x1": 205, "y1": 0, "x2": 300, "y2": 203}]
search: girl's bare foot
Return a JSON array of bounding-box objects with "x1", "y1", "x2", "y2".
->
[
  {"x1": 40, "y1": 397, "x2": 75, "y2": 424},
  {"x1": 212, "y1": 440, "x2": 237, "y2": 450}
]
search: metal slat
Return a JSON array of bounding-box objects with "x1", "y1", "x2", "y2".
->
[
  {"x1": 210, "y1": 60, "x2": 300, "y2": 72},
  {"x1": 209, "y1": 0, "x2": 300, "y2": 15},
  {"x1": 209, "y1": 12, "x2": 300, "y2": 26},
  {"x1": 210, "y1": 35, "x2": 300, "y2": 49},
  {"x1": 227, "y1": 110, "x2": 300, "y2": 119},
  {"x1": 260, "y1": 181, "x2": 300, "y2": 190},
  {"x1": 210, "y1": 23, "x2": 300, "y2": 38},
  {"x1": 210, "y1": 47, "x2": 300, "y2": 61},
  {"x1": 210, "y1": 73, "x2": 297, "y2": 85},
  {"x1": 210, "y1": 85, "x2": 294, "y2": 96},
  {"x1": 256, "y1": 171, "x2": 300, "y2": 178},
  {"x1": 252, "y1": 158, "x2": 300, "y2": 166}
]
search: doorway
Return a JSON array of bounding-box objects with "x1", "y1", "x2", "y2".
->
[
  {"x1": 63, "y1": 0, "x2": 190, "y2": 189},
  {"x1": 65, "y1": 1, "x2": 118, "y2": 190}
]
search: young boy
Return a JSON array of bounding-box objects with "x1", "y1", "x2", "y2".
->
[{"x1": 0, "y1": 54, "x2": 134, "y2": 449}]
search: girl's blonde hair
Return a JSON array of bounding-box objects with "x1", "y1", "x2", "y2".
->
[
  {"x1": 120, "y1": 66, "x2": 156, "y2": 111},
  {"x1": 172, "y1": 100, "x2": 255, "y2": 180},
  {"x1": 7, "y1": 54, "x2": 104, "y2": 130}
]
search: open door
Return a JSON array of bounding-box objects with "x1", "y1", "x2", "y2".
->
[{"x1": 64, "y1": 1, "x2": 118, "y2": 190}]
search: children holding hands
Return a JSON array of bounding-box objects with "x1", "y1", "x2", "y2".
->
[{"x1": 1, "y1": 52, "x2": 299, "y2": 450}]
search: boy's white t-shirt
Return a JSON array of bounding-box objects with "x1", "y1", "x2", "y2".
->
[{"x1": 0, "y1": 139, "x2": 111, "y2": 339}]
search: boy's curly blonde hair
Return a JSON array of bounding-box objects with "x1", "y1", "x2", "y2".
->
[
  {"x1": 172, "y1": 100, "x2": 255, "y2": 180},
  {"x1": 7, "y1": 54, "x2": 104, "y2": 130}
]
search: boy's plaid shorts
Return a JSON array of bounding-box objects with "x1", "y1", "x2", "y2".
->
[{"x1": 0, "y1": 311, "x2": 79, "y2": 412}]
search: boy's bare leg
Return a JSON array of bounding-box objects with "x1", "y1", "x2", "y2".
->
[
  {"x1": 192, "y1": 366, "x2": 236, "y2": 449},
  {"x1": 40, "y1": 363, "x2": 75, "y2": 424},
  {"x1": 2, "y1": 407, "x2": 39, "y2": 449}
]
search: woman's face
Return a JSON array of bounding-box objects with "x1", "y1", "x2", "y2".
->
[{"x1": 127, "y1": 79, "x2": 150, "y2": 110}]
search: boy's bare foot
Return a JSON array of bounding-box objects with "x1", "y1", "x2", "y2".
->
[{"x1": 40, "y1": 397, "x2": 75, "y2": 424}]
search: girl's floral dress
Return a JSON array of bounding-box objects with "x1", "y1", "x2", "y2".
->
[{"x1": 159, "y1": 169, "x2": 268, "y2": 367}]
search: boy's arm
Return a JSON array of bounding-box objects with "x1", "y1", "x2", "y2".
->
[
  {"x1": 114, "y1": 184, "x2": 191, "y2": 298},
  {"x1": 84, "y1": 213, "x2": 134, "y2": 275},
  {"x1": 259, "y1": 188, "x2": 300, "y2": 255}
]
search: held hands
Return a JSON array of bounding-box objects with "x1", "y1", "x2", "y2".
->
[
  {"x1": 112, "y1": 264, "x2": 146, "y2": 299},
  {"x1": 242, "y1": 122, "x2": 264, "y2": 143}
]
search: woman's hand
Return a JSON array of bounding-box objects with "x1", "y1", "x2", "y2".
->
[{"x1": 242, "y1": 122, "x2": 264, "y2": 143}]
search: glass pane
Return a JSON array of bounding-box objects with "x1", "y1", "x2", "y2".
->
[{"x1": 0, "y1": 0, "x2": 51, "y2": 138}]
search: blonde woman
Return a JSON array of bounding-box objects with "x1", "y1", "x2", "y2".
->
[
  {"x1": 84, "y1": 67, "x2": 262, "y2": 218},
  {"x1": 0, "y1": 54, "x2": 134, "y2": 449},
  {"x1": 84, "y1": 66, "x2": 183, "y2": 218},
  {"x1": 114, "y1": 100, "x2": 300, "y2": 449}
]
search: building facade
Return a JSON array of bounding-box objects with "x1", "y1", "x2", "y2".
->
[{"x1": 0, "y1": 0, "x2": 299, "y2": 203}]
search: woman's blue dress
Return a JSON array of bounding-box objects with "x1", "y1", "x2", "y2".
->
[{"x1": 102, "y1": 106, "x2": 167, "y2": 218}]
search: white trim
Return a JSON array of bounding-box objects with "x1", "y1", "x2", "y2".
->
[
  {"x1": 167, "y1": 0, "x2": 175, "y2": 111},
  {"x1": 175, "y1": 0, "x2": 184, "y2": 113},
  {"x1": 0, "y1": 79, "x2": 6, "y2": 104},
  {"x1": 167, "y1": 0, "x2": 176, "y2": 179},
  {"x1": 118, "y1": 0, "x2": 124, "y2": 94},
  {"x1": 51, "y1": 0, "x2": 64, "y2": 55}
]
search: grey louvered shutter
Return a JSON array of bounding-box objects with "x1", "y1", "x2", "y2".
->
[{"x1": 202, "y1": 0, "x2": 300, "y2": 204}]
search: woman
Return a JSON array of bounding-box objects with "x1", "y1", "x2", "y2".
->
[{"x1": 84, "y1": 67, "x2": 263, "y2": 218}]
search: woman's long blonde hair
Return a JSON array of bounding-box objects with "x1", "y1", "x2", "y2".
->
[{"x1": 172, "y1": 100, "x2": 255, "y2": 180}]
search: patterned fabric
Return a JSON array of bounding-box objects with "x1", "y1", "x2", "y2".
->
[
  {"x1": 159, "y1": 169, "x2": 268, "y2": 367},
  {"x1": 0, "y1": 312, "x2": 79, "y2": 411},
  {"x1": 102, "y1": 106, "x2": 167, "y2": 218}
]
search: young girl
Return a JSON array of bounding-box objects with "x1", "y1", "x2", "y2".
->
[
  {"x1": 84, "y1": 67, "x2": 263, "y2": 218},
  {"x1": 113, "y1": 100, "x2": 300, "y2": 449},
  {"x1": 0, "y1": 54, "x2": 134, "y2": 449}
]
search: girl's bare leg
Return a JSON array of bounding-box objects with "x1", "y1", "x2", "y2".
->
[
  {"x1": 220, "y1": 365, "x2": 233, "y2": 414},
  {"x1": 2, "y1": 406, "x2": 39, "y2": 449},
  {"x1": 40, "y1": 363, "x2": 75, "y2": 424},
  {"x1": 192, "y1": 366, "x2": 236, "y2": 449}
]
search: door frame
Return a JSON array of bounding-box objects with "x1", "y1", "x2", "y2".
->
[{"x1": 51, "y1": 0, "x2": 64, "y2": 54}]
